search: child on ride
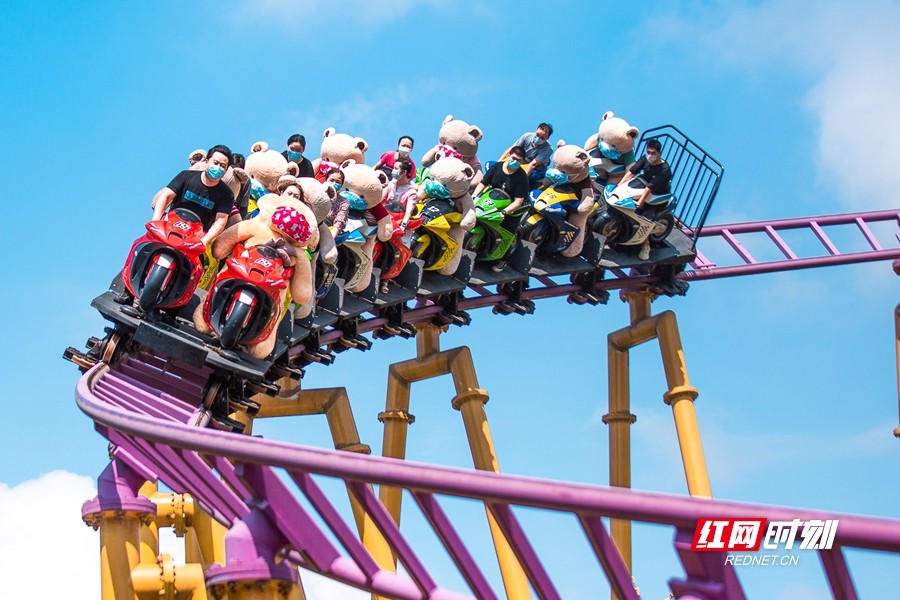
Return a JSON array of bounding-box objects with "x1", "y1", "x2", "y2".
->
[
  {"x1": 324, "y1": 169, "x2": 349, "y2": 237},
  {"x1": 381, "y1": 159, "x2": 418, "y2": 232},
  {"x1": 373, "y1": 136, "x2": 416, "y2": 182}
]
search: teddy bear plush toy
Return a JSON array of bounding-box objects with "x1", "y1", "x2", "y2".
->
[
  {"x1": 421, "y1": 115, "x2": 484, "y2": 189},
  {"x1": 193, "y1": 192, "x2": 319, "y2": 359},
  {"x1": 310, "y1": 128, "x2": 368, "y2": 182},
  {"x1": 583, "y1": 111, "x2": 639, "y2": 186},
  {"x1": 276, "y1": 175, "x2": 340, "y2": 319},
  {"x1": 244, "y1": 141, "x2": 300, "y2": 217},
  {"x1": 338, "y1": 161, "x2": 392, "y2": 293},
  {"x1": 422, "y1": 156, "x2": 477, "y2": 275},
  {"x1": 547, "y1": 142, "x2": 597, "y2": 258}
]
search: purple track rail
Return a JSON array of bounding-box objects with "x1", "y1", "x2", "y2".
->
[
  {"x1": 78, "y1": 352, "x2": 900, "y2": 599},
  {"x1": 283, "y1": 209, "x2": 900, "y2": 355}
]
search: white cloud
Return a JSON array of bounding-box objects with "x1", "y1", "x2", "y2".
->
[
  {"x1": 0, "y1": 471, "x2": 369, "y2": 599},
  {"x1": 0, "y1": 471, "x2": 100, "y2": 600},
  {"x1": 652, "y1": 0, "x2": 900, "y2": 211}
]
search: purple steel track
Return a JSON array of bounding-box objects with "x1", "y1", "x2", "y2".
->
[
  {"x1": 78, "y1": 355, "x2": 900, "y2": 599},
  {"x1": 282, "y1": 209, "x2": 900, "y2": 355}
]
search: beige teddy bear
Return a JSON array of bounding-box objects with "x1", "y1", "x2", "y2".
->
[
  {"x1": 421, "y1": 115, "x2": 484, "y2": 188},
  {"x1": 244, "y1": 141, "x2": 300, "y2": 217},
  {"x1": 548, "y1": 143, "x2": 598, "y2": 258},
  {"x1": 339, "y1": 162, "x2": 392, "y2": 293},
  {"x1": 425, "y1": 156, "x2": 477, "y2": 275},
  {"x1": 583, "y1": 111, "x2": 639, "y2": 186},
  {"x1": 311, "y1": 128, "x2": 368, "y2": 181},
  {"x1": 277, "y1": 175, "x2": 340, "y2": 320},
  {"x1": 193, "y1": 193, "x2": 318, "y2": 359}
]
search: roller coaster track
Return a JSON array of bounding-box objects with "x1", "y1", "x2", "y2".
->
[{"x1": 73, "y1": 206, "x2": 900, "y2": 599}]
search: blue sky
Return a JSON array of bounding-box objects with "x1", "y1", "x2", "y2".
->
[{"x1": 2, "y1": 0, "x2": 899, "y2": 597}]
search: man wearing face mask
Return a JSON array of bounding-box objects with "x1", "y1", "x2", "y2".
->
[
  {"x1": 500, "y1": 122, "x2": 554, "y2": 184},
  {"x1": 473, "y1": 146, "x2": 530, "y2": 214},
  {"x1": 615, "y1": 138, "x2": 672, "y2": 208},
  {"x1": 151, "y1": 144, "x2": 235, "y2": 247},
  {"x1": 373, "y1": 136, "x2": 416, "y2": 181},
  {"x1": 282, "y1": 134, "x2": 315, "y2": 178}
]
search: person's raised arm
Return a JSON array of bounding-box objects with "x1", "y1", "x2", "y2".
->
[
  {"x1": 201, "y1": 212, "x2": 229, "y2": 247},
  {"x1": 151, "y1": 188, "x2": 176, "y2": 221}
]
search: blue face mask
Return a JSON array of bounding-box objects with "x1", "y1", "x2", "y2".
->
[
  {"x1": 533, "y1": 135, "x2": 545, "y2": 145},
  {"x1": 330, "y1": 181, "x2": 341, "y2": 192},
  {"x1": 545, "y1": 168, "x2": 569, "y2": 185},
  {"x1": 424, "y1": 179, "x2": 451, "y2": 200},
  {"x1": 206, "y1": 165, "x2": 225, "y2": 180},
  {"x1": 646, "y1": 153, "x2": 660, "y2": 163},
  {"x1": 507, "y1": 159, "x2": 521, "y2": 171},
  {"x1": 287, "y1": 150, "x2": 303, "y2": 161},
  {"x1": 340, "y1": 189, "x2": 368, "y2": 210},
  {"x1": 391, "y1": 169, "x2": 401, "y2": 179},
  {"x1": 599, "y1": 141, "x2": 621, "y2": 160}
]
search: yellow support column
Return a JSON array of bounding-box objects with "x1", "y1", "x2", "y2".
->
[
  {"x1": 376, "y1": 323, "x2": 530, "y2": 599},
  {"x1": 604, "y1": 290, "x2": 712, "y2": 599}
]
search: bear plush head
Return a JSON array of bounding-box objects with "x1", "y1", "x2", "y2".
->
[
  {"x1": 245, "y1": 141, "x2": 299, "y2": 192},
  {"x1": 339, "y1": 161, "x2": 388, "y2": 210},
  {"x1": 292, "y1": 177, "x2": 337, "y2": 224},
  {"x1": 316, "y1": 128, "x2": 368, "y2": 177},
  {"x1": 597, "y1": 111, "x2": 639, "y2": 156},
  {"x1": 428, "y1": 156, "x2": 475, "y2": 199},
  {"x1": 551, "y1": 143, "x2": 591, "y2": 184},
  {"x1": 435, "y1": 114, "x2": 483, "y2": 161},
  {"x1": 255, "y1": 192, "x2": 319, "y2": 250}
]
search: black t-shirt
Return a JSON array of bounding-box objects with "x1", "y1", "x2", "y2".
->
[
  {"x1": 282, "y1": 151, "x2": 315, "y2": 178},
  {"x1": 166, "y1": 170, "x2": 235, "y2": 230},
  {"x1": 482, "y1": 162, "x2": 530, "y2": 200},
  {"x1": 629, "y1": 156, "x2": 672, "y2": 195}
]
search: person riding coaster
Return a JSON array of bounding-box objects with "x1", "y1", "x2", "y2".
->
[{"x1": 592, "y1": 138, "x2": 676, "y2": 261}]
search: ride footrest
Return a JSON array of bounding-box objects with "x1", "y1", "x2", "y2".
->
[
  {"x1": 567, "y1": 270, "x2": 610, "y2": 306},
  {"x1": 293, "y1": 330, "x2": 335, "y2": 367},
  {"x1": 373, "y1": 303, "x2": 417, "y2": 340},
  {"x1": 432, "y1": 292, "x2": 471, "y2": 327},
  {"x1": 267, "y1": 362, "x2": 306, "y2": 381},
  {"x1": 334, "y1": 317, "x2": 373, "y2": 353},
  {"x1": 493, "y1": 280, "x2": 535, "y2": 316}
]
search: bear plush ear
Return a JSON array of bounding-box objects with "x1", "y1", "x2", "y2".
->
[
  {"x1": 325, "y1": 185, "x2": 337, "y2": 200},
  {"x1": 462, "y1": 164, "x2": 475, "y2": 179},
  {"x1": 468, "y1": 126, "x2": 483, "y2": 143},
  {"x1": 627, "y1": 127, "x2": 639, "y2": 139},
  {"x1": 556, "y1": 139, "x2": 566, "y2": 149},
  {"x1": 354, "y1": 137, "x2": 368, "y2": 153},
  {"x1": 286, "y1": 162, "x2": 300, "y2": 177},
  {"x1": 340, "y1": 159, "x2": 357, "y2": 170},
  {"x1": 375, "y1": 170, "x2": 389, "y2": 186},
  {"x1": 443, "y1": 114, "x2": 454, "y2": 125},
  {"x1": 602, "y1": 111, "x2": 614, "y2": 121},
  {"x1": 232, "y1": 167, "x2": 249, "y2": 183},
  {"x1": 323, "y1": 127, "x2": 336, "y2": 138},
  {"x1": 251, "y1": 141, "x2": 268, "y2": 153},
  {"x1": 188, "y1": 149, "x2": 206, "y2": 164}
]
